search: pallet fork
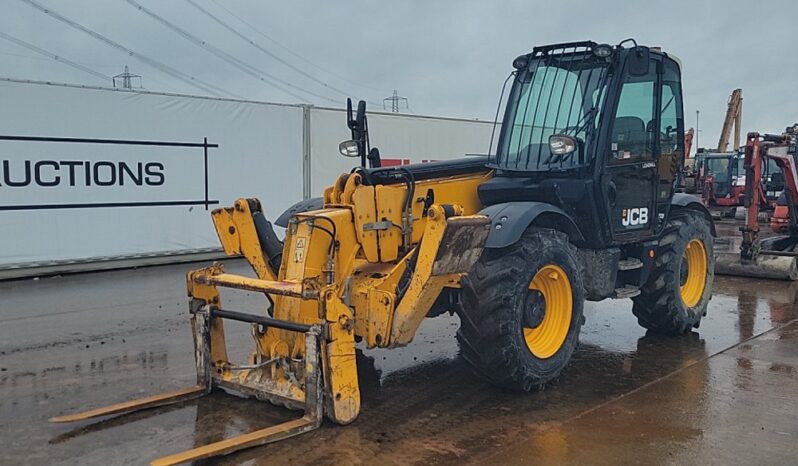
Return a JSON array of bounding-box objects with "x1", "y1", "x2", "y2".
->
[{"x1": 52, "y1": 273, "x2": 325, "y2": 465}]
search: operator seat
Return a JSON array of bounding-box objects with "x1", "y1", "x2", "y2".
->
[{"x1": 612, "y1": 116, "x2": 646, "y2": 159}]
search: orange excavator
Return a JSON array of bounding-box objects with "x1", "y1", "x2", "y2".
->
[
  {"x1": 699, "y1": 89, "x2": 744, "y2": 207},
  {"x1": 716, "y1": 130, "x2": 798, "y2": 280}
]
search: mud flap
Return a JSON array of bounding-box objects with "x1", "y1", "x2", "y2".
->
[{"x1": 431, "y1": 216, "x2": 491, "y2": 276}]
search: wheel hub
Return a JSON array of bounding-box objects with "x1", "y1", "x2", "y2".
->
[
  {"x1": 523, "y1": 290, "x2": 546, "y2": 329},
  {"x1": 680, "y1": 257, "x2": 689, "y2": 286}
]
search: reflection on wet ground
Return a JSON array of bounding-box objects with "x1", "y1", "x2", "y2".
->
[{"x1": 0, "y1": 261, "x2": 796, "y2": 464}]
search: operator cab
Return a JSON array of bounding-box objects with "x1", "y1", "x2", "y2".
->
[{"x1": 481, "y1": 40, "x2": 686, "y2": 248}]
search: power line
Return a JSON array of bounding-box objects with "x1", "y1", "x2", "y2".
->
[
  {"x1": 125, "y1": 0, "x2": 341, "y2": 104},
  {"x1": 183, "y1": 0, "x2": 351, "y2": 98},
  {"x1": 0, "y1": 31, "x2": 111, "y2": 83},
  {"x1": 0, "y1": 44, "x2": 180, "y2": 93},
  {"x1": 17, "y1": 0, "x2": 240, "y2": 98},
  {"x1": 207, "y1": 0, "x2": 387, "y2": 95},
  {"x1": 0, "y1": 50, "x2": 121, "y2": 68}
]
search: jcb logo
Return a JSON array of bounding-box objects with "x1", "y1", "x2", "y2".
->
[{"x1": 622, "y1": 207, "x2": 648, "y2": 226}]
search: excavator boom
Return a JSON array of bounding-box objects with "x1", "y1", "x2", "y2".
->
[{"x1": 718, "y1": 88, "x2": 743, "y2": 152}]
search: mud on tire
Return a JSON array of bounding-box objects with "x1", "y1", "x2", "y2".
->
[
  {"x1": 632, "y1": 210, "x2": 714, "y2": 334},
  {"x1": 457, "y1": 228, "x2": 585, "y2": 391}
]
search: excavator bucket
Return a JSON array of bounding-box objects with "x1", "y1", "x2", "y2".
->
[{"x1": 715, "y1": 235, "x2": 798, "y2": 280}]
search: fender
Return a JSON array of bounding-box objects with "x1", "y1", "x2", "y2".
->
[
  {"x1": 480, "y1": 202, "x2": 584, "y2": 249},
  {"x1": 670, "y1": 193, "x2": 716, "y2": 236},
  {"x1": 275, "y1": 197, "x2": 324, "y2": 227}
]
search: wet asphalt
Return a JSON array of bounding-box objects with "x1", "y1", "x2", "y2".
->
[{"x1": 0, "y1": 259, "x2": 796, "y2": 465}]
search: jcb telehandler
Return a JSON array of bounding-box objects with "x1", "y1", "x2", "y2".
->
[{"x1": 52, "y1": 40, "x2": 715, "y2": 465}]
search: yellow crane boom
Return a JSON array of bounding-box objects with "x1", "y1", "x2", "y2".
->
[{"x1": 718, "y1": 88, "x2": 743, "y2": 152}]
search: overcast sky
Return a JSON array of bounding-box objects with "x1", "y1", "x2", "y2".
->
[{"x1": 2, "y1": 0, "x2": 796, "y2": 151}]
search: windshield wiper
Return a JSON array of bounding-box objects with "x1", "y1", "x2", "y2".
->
[{"x1": 565, "y1": 107, "x2": 597, "y2": 136}]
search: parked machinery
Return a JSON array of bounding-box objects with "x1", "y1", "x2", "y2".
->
[
  {"x1": 716, "y1": 130, "x2": 798, "y2": 279},
  {"x1": 699, "y1": 89, "x2": 745, "y2": 206},
  {"x1": 718, "y1": 88, "x2": 743, "y2": 153},
  {"x1": 696, "y1": 150, "x2": 745, "y2": 206},
  {"x1": 51, "y1": 40, "x2": 715, "y2": 465}
]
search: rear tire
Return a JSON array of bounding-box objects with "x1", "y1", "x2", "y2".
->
[
  {"x1": 457, "y1": 228, "x2": 585, "y2": 391},
  {"x1": 632, "y1": 210, "x2": 714, "y2": 334}
]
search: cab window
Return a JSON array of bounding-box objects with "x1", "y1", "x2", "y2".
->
[
  {"x1": 611, "y1": 62, "x2": 656, "y2": 161},
  {"x1": 656, "y1": 62, "x2": 683, "y2": 199}
]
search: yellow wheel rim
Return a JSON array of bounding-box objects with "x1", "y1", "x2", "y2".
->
[
  {"x1": 680, "y1": 239, "x2": 707, "y2": 308},
  {"x1": 524, "y1": 264, "x2": 573, "y2": 359}
]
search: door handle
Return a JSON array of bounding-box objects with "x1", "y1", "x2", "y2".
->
[{"x1": 607, "y1": 181, "x2": 617, "y2": 206}]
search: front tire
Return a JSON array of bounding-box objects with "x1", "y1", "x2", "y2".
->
[
  {"x1": 632, "y1": 210, "x2": 714, "y2": 334},
  {"x1": 457, "y1": 228, "x2": 585, "y2": 391}
]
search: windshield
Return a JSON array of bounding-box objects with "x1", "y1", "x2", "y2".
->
[
  {"x1": 496, "y1": 50, "x2": 610, "y2": 171},
  {"x1": 705, "y1": 157, "x2": 731, "y2": 182}
]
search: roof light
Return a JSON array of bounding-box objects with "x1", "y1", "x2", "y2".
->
[
  {"x1": 513, "y1": 54, "x2": 530, "y2": 70},
  {"x1": 593, "y1": 43, "x2": 613, "y2": 58}
]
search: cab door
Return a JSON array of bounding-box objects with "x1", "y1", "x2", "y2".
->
[
  {"x1": 601, "y1": 57, "x2": 660, "y2": 242},
  {"x1": 654, "y1": 59, "x2": 685, "y2": 228}
]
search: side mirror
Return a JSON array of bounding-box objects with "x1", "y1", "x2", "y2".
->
[
  {"x1": 628, "y1": 45, "x2": 650, "y2": 76},
  {"x1": 549, "y1": 134, "x2": 577, "y2": 156},
  {"x1": 367, "y1": 147, "x2": 381, "y2": 168},
  {"x1": 339, "y1": 140, "x2": 360, "y2": 158}
]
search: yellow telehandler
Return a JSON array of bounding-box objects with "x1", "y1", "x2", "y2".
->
[{"x1": 52, "y1": 40, "x2": 715, "y2": 465}]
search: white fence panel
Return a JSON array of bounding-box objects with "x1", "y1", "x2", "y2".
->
[
  {"x1": 0, "y1": 81, "x2": 497, "y2": 277},
  {"x1": 0, "y1": 80, "x2": 304, "y2": 271}
]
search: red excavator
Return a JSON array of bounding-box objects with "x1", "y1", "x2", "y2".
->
[
  {"x1": 716, "y1": 131, "x2": 798, "y2": 279},
  {"x1": 699, "y1": 89, "x2": 745, "y2": 207},
  {"x1": 697, "y1": 151, "x2": 745, "y2": 207}
]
